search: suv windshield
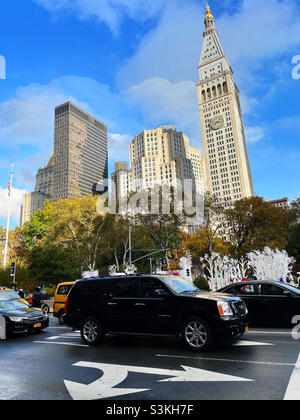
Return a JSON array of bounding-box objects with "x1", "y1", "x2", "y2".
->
[
  {"x1": 0, "y1": 299, "x2": 28, "y2": 311},
  {"x1": 160, "y1": 276, "x2": 199, "y2": 294}
]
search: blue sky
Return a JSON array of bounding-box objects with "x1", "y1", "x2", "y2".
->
[{"x1": 0, "y1": 0, "x2": 300, "y2": 227}]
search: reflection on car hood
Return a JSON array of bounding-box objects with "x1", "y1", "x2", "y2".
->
[
  {"x1": 1, "y1": 308, "x2": 45, "y2": 317},
  {"x1": 182, "y1": 291, "x2": 241, "y2": 302}
]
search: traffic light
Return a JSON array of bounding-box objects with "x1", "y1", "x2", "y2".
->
[{"x1": 10, "y1": 263, "x2": 16, "y2": 277}]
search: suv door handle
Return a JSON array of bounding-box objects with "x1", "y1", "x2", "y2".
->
[
  {"x1": 134, "y1": 303, "x2": 146, "y2": 306},
  {"x1": 107, "y1": 302, "x2": 117, "y2": 306}
]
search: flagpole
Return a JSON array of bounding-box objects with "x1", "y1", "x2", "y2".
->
[{"x1": 3, "y1": 164, "x2": 14, "y2": 268}]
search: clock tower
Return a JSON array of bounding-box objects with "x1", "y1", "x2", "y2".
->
[{"x1": 196, "y1": 3, "x2": 254, "y2": 206}]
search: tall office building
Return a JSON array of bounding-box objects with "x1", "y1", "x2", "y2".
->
[
  {"x1": 51, "y1": 101, "x2": 108, "y2": 201},
  {"x1": 21, "y1": 101, "x2": 108, "y2": 224},
  {"x1": 196, "y1": 3, "x2": 254, "y2": 206},
  {"x1": 128, "y1": 124, "x2": 204, "y2": 195}
]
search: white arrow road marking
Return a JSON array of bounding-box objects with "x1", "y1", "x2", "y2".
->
[
  {"x1": 284, "y1": 352, "x2": 300, "y2": 400},
  {"x1": 64, "y1": 361, "x2": 253, "y2": 400},
  {"x1": 233, "y1": 340, "x2": 274, "y2": 346}
]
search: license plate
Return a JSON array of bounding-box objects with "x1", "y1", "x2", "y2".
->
[
  {"x1": 245, "y1": 326, "x2": 249, "y2": 333},
  {"x1": 34, "y1": 323, "x2": 42, "y2": 328}
]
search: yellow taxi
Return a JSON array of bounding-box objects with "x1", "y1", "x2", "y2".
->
[
  {"x1": 53, "y1": 282, "x2": 75, "y2": 324},
  {"x1": 0, "y1": 287, "x2": 28, "y2": 305}
]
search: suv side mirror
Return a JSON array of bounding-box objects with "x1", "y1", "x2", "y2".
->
[
  {"x1": 154, "y1": 289, "x2": 168, "y2": 297},
  {"x1": 284, "y1": 291, "x2": 294, "y2": 298}
]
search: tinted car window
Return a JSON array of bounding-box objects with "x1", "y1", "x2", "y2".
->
[
  {"x1": 111, "y1": 278, "x2": 136, "y2": 298},
  {"x1": 236, "y1": 284, "x2": 257, "y2": 296},
  {"x1": 259, "y1": 284, "x2": 286, "y2": 296},
  {"x1": 223, "y1": 286, "x2": 235, "y2": 294},
  {"x1": 137, "y1": 278, "x2": 165, "y2": 298}
]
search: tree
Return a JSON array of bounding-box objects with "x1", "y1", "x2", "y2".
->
[
  {"x1": 201, "y1": 192, "x2": 225, "y2": 256},
  {"x1": 184, "y1": 227, "x2": 229, "y2": 275},
  {"x1": 287, "y1": 197, "x2": 300, "y2": 263},
  {"x1": 29, "y1": 246, "x2": 82, "y2": 286},
  {"x1": 224, "y1": 197, "x2": 289, "y2": 259},
  {"x1": 40, "y1": 196, "x2": 108, "y2": 271},
  {"x1": 22, "y1": 202, "x2": 52, "y2": 249}
]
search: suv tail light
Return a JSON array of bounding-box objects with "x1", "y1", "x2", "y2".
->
[{"x1": 64, "y1": 298, "x2": 68, "y2": 314}]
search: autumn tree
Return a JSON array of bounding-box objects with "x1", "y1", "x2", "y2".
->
[{"x1": 224, "y1": 196, "x2": 290, "y2": 259}]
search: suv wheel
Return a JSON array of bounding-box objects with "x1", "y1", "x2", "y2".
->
[
  {"x1": 182, "y1": 318, "x2": 212, "y2": 352},
  {"x1": 58, "y1": 311, "x2": 65, "y2": 325},
  {"x1": 81, "y1": 317, "x2": 104, "y2": 346}
]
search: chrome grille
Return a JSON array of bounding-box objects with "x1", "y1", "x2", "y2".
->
[{"x1": 233, "y1": 300, "x2": 247, "y2": 316}]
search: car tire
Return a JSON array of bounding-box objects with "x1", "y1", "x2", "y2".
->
[
  {"x1": 181, "y1": 317, "x2": 213, "y2": 352},
  {"x1": 58, "y1": 311, "x2": 65, "y2": 325},
  {"x1": 80, "y1": 316, "x2": 104, "y2": 346}
]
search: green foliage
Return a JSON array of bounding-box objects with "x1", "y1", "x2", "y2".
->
[
  {"x1": 287, "y1": 223, "x2": 300, "y2": 263},
  {"x1": 22, "y1": 204, "x2": 52, "y2": 249},
  {"x1": 29, "y1": 246, "x2": 82, "y2": 286},
  {"x1": 193, "y1": 276, "x2": 210, "y2": 291},
  {"x1": 224, "y1": 196, "x2": 290, "y2": 259}
]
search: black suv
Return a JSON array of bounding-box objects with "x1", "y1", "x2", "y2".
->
[{"x1": 64, "y1": 275, "x2": 248, "y2": 351}]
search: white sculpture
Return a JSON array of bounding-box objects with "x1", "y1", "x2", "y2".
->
[{"x1": 200, "y1": 247, "x2": 295, "y2": 291}]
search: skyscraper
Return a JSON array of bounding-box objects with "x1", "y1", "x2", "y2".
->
[
  {"x1": 51, "y1": 101, "x2": 108, "y2": 201},
  {"x1": 21, "y1": 101, "x2": 108, "y2": 224},
  {"x1": 196, "y1": 3, "x2": 254, "y2": 206},
  {"x1": 128, "y1": 124, "x2": 204, "y2": 194}
]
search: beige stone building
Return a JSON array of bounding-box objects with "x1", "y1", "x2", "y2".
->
[
  {"x1": 127, "y1": 124, "x2": 204, "y2": 196},
  {"x1": 20, "y1": 154, "x2": 54, "y2": 225},
  {"x1": 196, "y1": 4, "x2": 254, "y2": 207},
  {"x1": 266, "y1": 197, "x2": 290, "y2": 210},
  {"x1": 111, "y1": 162, "x2": 130, "y2": 202}
]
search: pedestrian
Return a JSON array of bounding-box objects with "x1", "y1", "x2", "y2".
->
[{"x1": 32, "y1": 286, "x2": 47, "y2": 308}]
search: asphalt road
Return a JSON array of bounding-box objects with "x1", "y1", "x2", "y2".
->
[{"x1": 0, "y1": 316, "x2": 299, "y2": 401}]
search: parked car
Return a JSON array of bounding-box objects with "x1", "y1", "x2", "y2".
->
[
  {"x1": 53, "y1": 281, "x2": 75, "y2": 324},
  {"x1": 218, "y1": 281, "x2": 300, "y2": 326},
  {"x1": 64, "y1": 275, "x2": 248, "y2": 351},
  {"x1": 0, "y1": 299, "x2": 49, "y2": 336}
]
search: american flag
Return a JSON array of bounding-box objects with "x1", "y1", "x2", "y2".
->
[{"x1": 7, "y1": 167, "x2": 13, "y2": 196}]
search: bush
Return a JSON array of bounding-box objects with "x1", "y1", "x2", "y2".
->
[{"x1": 194, "y1": 276, "x2": 210, "y2": 291}]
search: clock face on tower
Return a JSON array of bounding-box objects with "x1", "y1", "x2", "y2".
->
[{"x1": 210, "y1": 115, "x2": 224, "y2": 130}]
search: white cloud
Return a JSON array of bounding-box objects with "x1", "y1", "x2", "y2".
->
[
  {"x1": 117, "y1": 0, "x2": 300, "y2": 92},
  {"x1": 34, "y1": 0, "x2": 169, "y2": 36},
  {"x1": 0, "y1": 187, "x2": 28, "y2": 224},
  {"x1": 123, "y1": 77, "x2": 202, "y2": 148},
  {"x1": 108, "y1": 133, "x2": 132, "y2": 161},
  {"x1": 245, "y1": 126, "x2": 266, "y2": 144}
]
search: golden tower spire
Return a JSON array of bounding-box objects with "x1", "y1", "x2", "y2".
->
[{"x1": 205, "y1": 2, "x2": 214, "y2": 21}]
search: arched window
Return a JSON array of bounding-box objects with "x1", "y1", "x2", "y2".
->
[
  {"x1": 207, "y1": 88, "x2": 211, "y2": 99},
  {"x1": 201, "y1": 90, "x2": 206, "y2": 102},
  {"x1": 212, "y1": 86, "x2": 216, "y2": 98},
  {"x1": 223, "y1": 82, "x2": 228, "y2": 94},
  {"x1": 217, "y1": 84, "x2": 222, "y2": 96}
]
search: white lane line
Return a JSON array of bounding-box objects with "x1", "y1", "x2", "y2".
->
[
  {"x1": 34, "y1": 341, "x2": 89, "y2": 348},
  {"x1": 284, "y1": 352, "x2": 300, "y2": 400},
  {"x1": 233, "y1": 340, "x2": 274, "y2": 346},
  {"x1": 248, "y1": 330, "x2": 292, "y2": 335},
  {"x1": 156, "y1": 354, "x2": 295, "y2": 367},
  {"x1": 46, "y1": 336, "x2": 60, "y2": 340}
]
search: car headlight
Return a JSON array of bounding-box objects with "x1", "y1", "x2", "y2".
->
[
  {"x1": 9, "y1": 316, "x2": 23, "y2": 322},
  {"x1": 217, "y1": 300, "x2": 234, "y2": 317}
]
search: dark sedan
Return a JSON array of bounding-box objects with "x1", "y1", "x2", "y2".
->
[
  {"x1": 218, "y1": 281, "x2": 300, "y2": 326},
  {"x1": 0, "y1": 299, "x2": 49, "y2": 337}
]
